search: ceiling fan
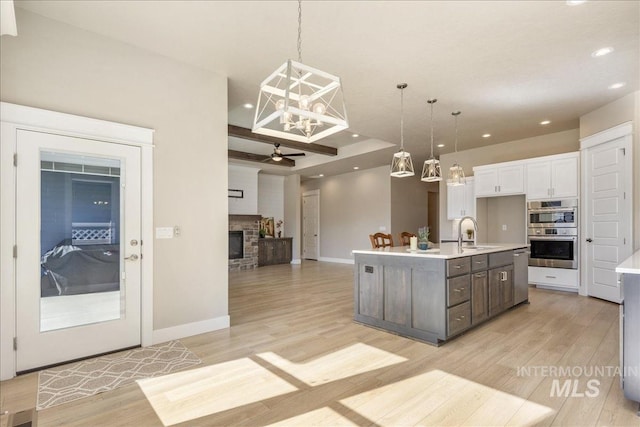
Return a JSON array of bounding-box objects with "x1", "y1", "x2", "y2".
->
[{"x1": 266, "y1": 143, "x2": 306, "y2": 162}]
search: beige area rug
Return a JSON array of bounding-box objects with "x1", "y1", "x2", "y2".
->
[{"x1": 37, "y1": 341, "x2": 201, "y2": 410}]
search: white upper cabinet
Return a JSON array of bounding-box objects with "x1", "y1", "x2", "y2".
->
[
  {"x1": 474, "y1": 163, "x2": 524, "y2": 197},
  {"x1": 447, "y1": 177, "x2": 475, "y2": 220},
  {"x1": 526, "y1": 152, "x2": 578, "y2": 200}
]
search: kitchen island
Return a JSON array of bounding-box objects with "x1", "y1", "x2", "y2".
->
[
  {"x1": 352, "y1": 243, "x2": 529, "y2": 345},
  {"x1": 616, "y1": 250, "x2": 640, "y2": 412}
]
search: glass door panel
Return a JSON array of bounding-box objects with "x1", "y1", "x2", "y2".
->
[{"x1": 40, "y1": 151, "x2": 123, "y2": 332}]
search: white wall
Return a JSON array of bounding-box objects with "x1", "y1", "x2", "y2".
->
[
  {"x1": 284, "y1": 174, "x2": 301, "y2": 263},
  {"x1": 228, "y1": 165, "x2": 260, "y2": 215},
  {"x1": 301, "y1": 166, "x2": 391, "y2": 261},
  {"x1": 1, "y1": 10, "x2": 229, "y2": 339},
  {"x1": 258, "y1": 173, "x2": 284, "y2": 224}
]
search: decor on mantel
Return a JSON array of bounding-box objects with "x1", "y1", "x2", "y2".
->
[
  {"x1": 421, "y1": 99, "x2": 443, "y2": 182},
  {"x1": 252, "y1": 0, "x2": 348, "y2": 143},
  {"x1": 447, "y1": 111, "x2": 466, "y2": 186},
  {"x1": 260, "y1": 217, "x2": 275, "y2": 237},
  {"x1": 390, "y1": 83, "x2": 415, "y2": 178}
]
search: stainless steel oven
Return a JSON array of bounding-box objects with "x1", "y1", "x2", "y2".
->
[
  {"x1": 527, "y1": 227, "x2": 578, "y2": 269},
  {"x1": 528, "y1": 199, "x2": 577, "y2": 228}
]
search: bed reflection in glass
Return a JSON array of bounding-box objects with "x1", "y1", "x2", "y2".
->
[{"x1": 40, "y1": 151, "x2": 123, "y2": 332}]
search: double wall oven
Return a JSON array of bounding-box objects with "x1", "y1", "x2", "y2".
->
[{"x1": 527, "y1": 199, "x2": 578, "y2": 269}]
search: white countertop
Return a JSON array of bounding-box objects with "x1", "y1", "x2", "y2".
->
[
  {"x1": 352, "y1": 242, "x2": 529, "y2": 260},
  {"x1": 616, "y1": 249, "x2": 640, "y2": 275}
]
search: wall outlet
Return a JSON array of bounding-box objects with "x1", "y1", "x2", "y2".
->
[
  {"x1": 379, "y1": 226, "x2": 387, "y2": 231},
  {"x1": 502, "y1": 224, "x2": 508, "y2": 231}
]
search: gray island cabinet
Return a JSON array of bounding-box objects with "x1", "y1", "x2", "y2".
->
[{"x1": 353, "y1": 243, "x2": 528, "y2": 345}]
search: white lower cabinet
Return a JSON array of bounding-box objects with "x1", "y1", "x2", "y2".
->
[{"x1": 529, "y1": 266, "x2": 579, "y2": 291}]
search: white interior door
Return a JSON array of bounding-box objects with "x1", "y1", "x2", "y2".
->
[
  {"x1": 16, "y1": 129, "x2": 141, "y2": 371},
  {"x1": 584, "y1": 136, "x2": 631, "y2": 303},
  {"x1": 302, "y1": 191, "x2": 319, "y2": 260}
]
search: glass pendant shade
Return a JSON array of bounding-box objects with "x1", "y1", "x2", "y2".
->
[
  {"x1": 391, "y1": 150, "x2": 415, "y2": 177},
  {"x1": 447, "y1": 111, "x2": 465, "y2": 186},
  {"x1": 421, "y1": 157, "x2": 442, "y2": 182},
  {"x1": 390, "y1": 83, "x2": 414, "y2": 177},
  {"x1": 422, "y1": 98, "x2": 442, "y2": 182},
  {"x1": 447, "y1": 163, "x2": 465, "y2": 186}
]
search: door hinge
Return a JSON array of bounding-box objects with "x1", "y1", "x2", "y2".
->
[
  {"x1": 622, "y1": 148, "x2": 626, "y2": 156},
  {"x1": 13, "y1": 153, "x2": 17, "y2": 167},
  {"x1": 13, "y1": 337, "x2": 17, "y2": 351},
  {"x1": 12, "y1": 245, "x2": 17, "y2": 258},
  {"x1": 624, "y1": 238, "x2": 626, "y2": 245}
]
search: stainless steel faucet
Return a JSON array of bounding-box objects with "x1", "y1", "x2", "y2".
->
[{"x1": 458, "y1": 216, "x2": 478, "y2": 249}]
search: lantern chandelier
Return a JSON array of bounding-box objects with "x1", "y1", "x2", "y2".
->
[
  {"x1": 252, "y1": 0, "x2": 348, "y2": 143},
  {"x1": 421, "y1": 99, "x2": 443, "y2": 182},
  {"x1": 447, "y1": 111, "x2": 466, "y2": 186},
  {"x1": 390, "y1": 83, "x2": 415, "y2": 178}
]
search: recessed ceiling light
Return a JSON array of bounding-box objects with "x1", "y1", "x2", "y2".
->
[
  {"x1": 482, "y1": 134, "x2": 491, "y2": 138},
  {"x1": 540, "y1": 120, "x2": 551, "y2": 125},
  {"x1": 243, "y1": 103, "x2": 254, "y2": 109},
  {"x1": 591, "y1": 47, "x2": 614, "y2": 58},
  {"x1": 608, "y1": 82, "x2": 626, "y2": 89},
  {"x1": 352, "y1": 133, "x2": 359, "y2": 138},
  {"x1": 437, "y1": 144, "x2": 445, "y2": 148},
  {"x1": 353, "y1": 166, "x2": 359, "y2": 170},
  {"x1": 318, "y1": 174, "x2": 324, "y2": 177},
  {"x1": 566, "y1": 0, "x2": 587, "y2": 5}
]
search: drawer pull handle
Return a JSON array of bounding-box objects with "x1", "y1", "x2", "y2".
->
[
  {"x1": 475, "y1": 261, "x2": 484, "y2": 264},
  {"x1": 455, "y1": 316, "x2": 466, "y2": 321},
  {"x1": 454, "y1": 265, "x2": 462, "y2": 269},
  {"x1": 545, "y1": 275, "x2": 557, "y2": 279},
  {"x1": 453, "y1": 288, "x2": 466, "y2": 292}
]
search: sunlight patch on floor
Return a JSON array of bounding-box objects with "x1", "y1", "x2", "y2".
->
[
  {"x1": 137, "y1": 358, "x2": 297, "y2": 426},
  {"x1": 265, "y1": 407, "x2": 359, "y2": 427},
  {"x1": 339, "y1": 369, "x2": 555, "y2": 426},
  {"x1": 257, "y1": 342, "x2": 407, "y2": 386}
]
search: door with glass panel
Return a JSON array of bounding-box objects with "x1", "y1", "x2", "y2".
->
[{"x1": 15, "y1": 129, "x2": 141, "y2": 372}]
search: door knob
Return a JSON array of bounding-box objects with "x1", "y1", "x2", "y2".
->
[
  {"x1": 125, "y1": 254, "x2": 139, "y2": 261},
  {"x1": 130, "y1": 239, "x2": 139, "y2": 246},
  {"x1": 586, "y1": 238, "x2": 593, "y2": 243}
]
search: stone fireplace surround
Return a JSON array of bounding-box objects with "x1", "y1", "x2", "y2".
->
[{"x1": 228, "y1": 215, "x2": 261, "y2": 271}]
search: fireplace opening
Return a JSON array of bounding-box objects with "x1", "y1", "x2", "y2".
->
[{"x1": 229, "y1": 231, "x2": 244, "y2": 260}]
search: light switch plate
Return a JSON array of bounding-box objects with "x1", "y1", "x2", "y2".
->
[{"x1": 156, "y1": 227, "x2": 174, "y2": 239}]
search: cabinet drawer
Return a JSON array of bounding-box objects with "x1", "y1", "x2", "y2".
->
[
  {"x1": 447, "y1": 257, "x2": 471, "y2": 277},
  {"x1": 471, "y1": 254, "x2": 488, "y2": 272},
  {"x1": 447, "y1": 301, "x2": 471, "y2": 337},
  {"x1": 489, "y1": 251, "x2": 513, "y2": 268},
  {"x1": 447, "y1": 275, "x2": 470, "y2": 307}
]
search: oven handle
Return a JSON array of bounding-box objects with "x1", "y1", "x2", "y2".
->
[
  {"x1": 529, "y1": 208, "x2": 576, "y2": 214},
  {"x1": 528, "y1": 235, "x2": 577, "y2": 241}
]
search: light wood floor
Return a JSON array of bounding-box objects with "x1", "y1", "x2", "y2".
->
[{"x1": 1, "y1": 261, "x2": 639, "y2": 426}]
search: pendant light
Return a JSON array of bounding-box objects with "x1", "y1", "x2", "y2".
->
[
  {"x1": 447, "y1": 111, "x2": 466, "y2": 186},
  {"x1": 252, "y1": 0, "x2": 348, "y2": 144},
  {"x1": 421, "y1": 99, "x2": 443, "y2": 182},
  {"x1": 390, "y1": 83, "x2": 415, "y2": 178}
]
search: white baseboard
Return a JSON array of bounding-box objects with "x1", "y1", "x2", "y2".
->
[
  {"x1": 152, "y1": 315, "x2": 230, "y2": 345},
  {"x1": 318, "y1": 257, "x2": 354, "y2": 265},
  {"x1": 291, "y1": 258, "x2": 302, "y2": 265}
]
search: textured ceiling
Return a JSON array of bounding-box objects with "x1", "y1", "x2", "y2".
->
[{"x1": 16, "y1": 0, "x2": 640, "y2": 178}]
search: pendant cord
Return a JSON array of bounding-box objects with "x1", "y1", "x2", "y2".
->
[
  {"x1": 297, "y1": 0, "x2": 302, "y2": 63},
  {"x1": 400, "y1": 87, "x2": 405, "y2": 151},
  {"x1": 454, "y1": 114, "x2": 458, "y2": 153},
  {"x1": 429, "y1": 102, "x2": 435, "y2": 157}
]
